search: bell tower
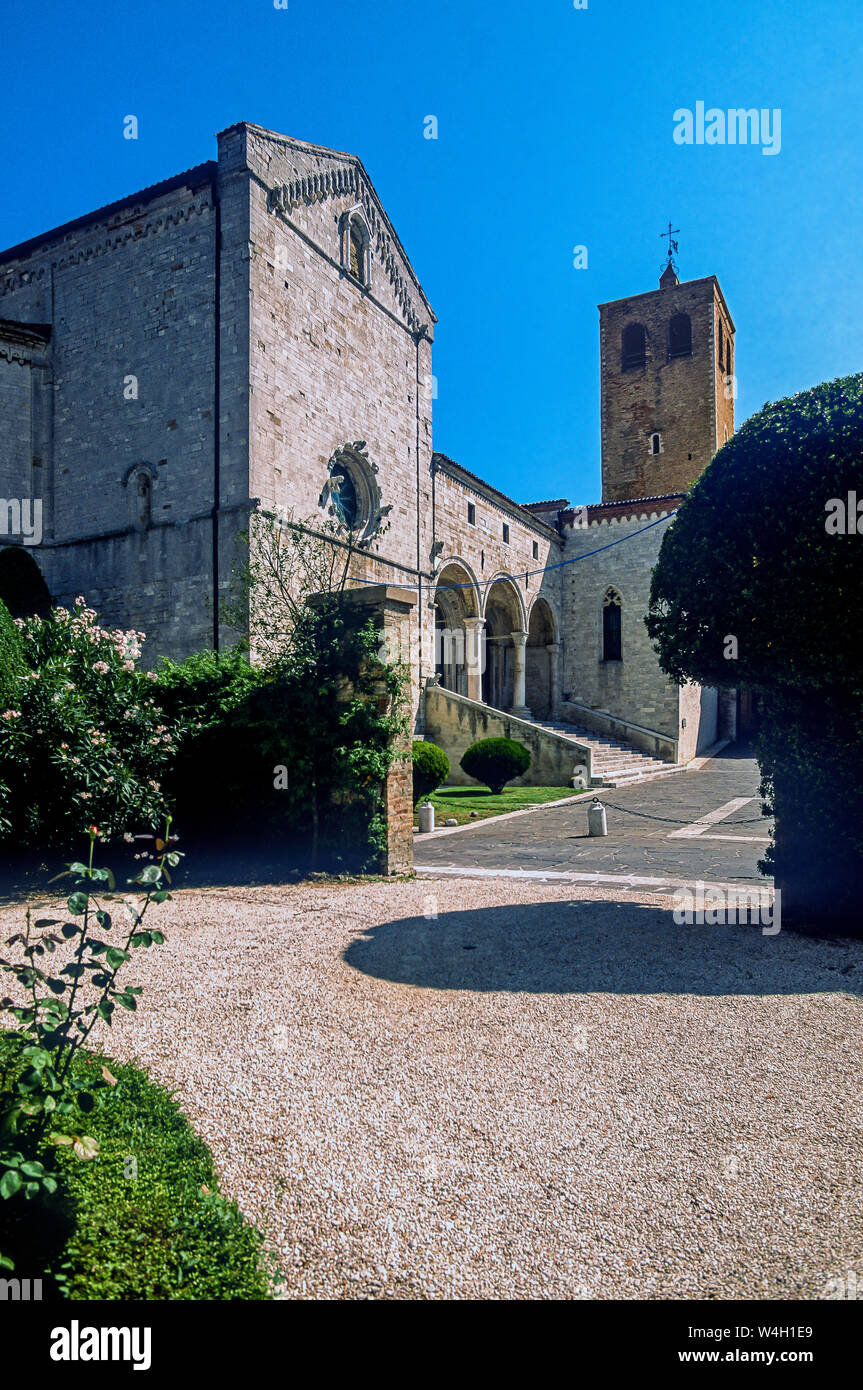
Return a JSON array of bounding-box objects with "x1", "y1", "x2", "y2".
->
[{"x1": 598, "y1": 245, "x2": 735, "y2": 503}]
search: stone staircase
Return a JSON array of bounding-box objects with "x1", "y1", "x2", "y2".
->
[{"x1": 528, "y1": 719, "x2": 689, "y2": 788}]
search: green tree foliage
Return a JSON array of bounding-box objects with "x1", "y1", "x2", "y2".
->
[
  {"x1": 412, "y1": 740, "x2": 450, "y2": 805},
  {"x1": 646, "y1": 372, "x2": 863, "y2": 933},
  {"x1": 0, "y1": 599, "x2": 24, "y2": 711},
  {"x1": 0, "y1": 599, "x2": 177, "y2": 848},
  {"x1": 460, "y1": 737, "x2": 531, "y2": 795}
]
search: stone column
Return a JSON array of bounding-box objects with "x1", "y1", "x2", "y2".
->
[
  {"x1": 547, "y1": 642, "x2": 562, "y2": 720},
  {"x1": 463, "y1": 617, "x2": 485, "y2": 703},
  {"x1": 509, "y1": 629, "x2": 531, "y2": 719}
]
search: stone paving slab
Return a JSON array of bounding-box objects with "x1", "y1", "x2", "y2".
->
[{"x1": 415, "y1": 745, "x2": 773, "y2": 885}]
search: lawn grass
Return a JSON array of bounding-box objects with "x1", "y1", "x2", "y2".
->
[
  {"x1": 420, "y1": 784, "x2": 587, "y2": 826},
  {"x1": 0, "y1": 1034, "x2": 275, "y2": 1299}
]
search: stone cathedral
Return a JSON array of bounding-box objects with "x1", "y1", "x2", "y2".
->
[{"x1": 0, "y1": 122, "x2": 739, "y2": 786}]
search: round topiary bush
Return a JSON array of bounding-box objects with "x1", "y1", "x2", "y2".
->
[
  {"x1": 460, "y1": 737, "x2": 531, "y2": 794},
  {"x1": 0, "y1": 599, "x2": 24, "y2": 710},
  {"x1": 412, "y1": 740, "x2": 450, "y2": 805}
]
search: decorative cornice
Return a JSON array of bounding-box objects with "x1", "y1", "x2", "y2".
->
[
  {"x1": 0, "y1": 192, "x2": 213, "y2": 298},
  {"x1": 266, "y1": 162, "x2": 430, "y2": 331}
]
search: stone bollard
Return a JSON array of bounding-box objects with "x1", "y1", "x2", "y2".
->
[
  {"x1": 588, "y1": 797, "x2": 608, "y2": 837},
  {"x1": 418, "y1": 802, "x2": 435, "y2": 834}
]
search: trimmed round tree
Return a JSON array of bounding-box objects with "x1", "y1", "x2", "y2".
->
[
  {"x1": 646, "y1": 372, "x2": 863, "y2": 934},
  {"x1": 460, "y1": 737, "x2": 531, "y2": 795},
  {"x1": 412, "y1": 740, "x2": 450, "y2": 805}
]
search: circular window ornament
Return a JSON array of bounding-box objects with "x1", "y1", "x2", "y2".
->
[{"x1": 318, "y1": 441, "x2": 392, "y2": 547}]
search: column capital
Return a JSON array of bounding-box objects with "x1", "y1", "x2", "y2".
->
[{"x1": 510, "y1": 628, "x2": 528, "y2": 647}]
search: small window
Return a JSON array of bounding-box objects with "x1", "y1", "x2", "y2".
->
[
  {"x1": 621, "y1": 322, "x2": 646, "y2": 371},
  {"x1": 342, "y1": 210, "x2": 370, "y2": 288},
  {"x1": 718, "y1": 317, "x2": 724, "y2": 366},
  {"x1": 602, "y1": 587, "x2": 622, "y2": 662},
  {"x1": 467, "y1": 502, "x2": 476, "y2": 525},
  {"x1": 650, "y1": 432, "x2": 663, "y2": 456},
  {"x1": 502, "y1": 523, "x2": 510, "y2": 544},
  {"x1": 726, "y1": 339, "x2": 732, "y2": 377},
  {"x1": 668, "y1": 312, "x2": 692, "y2": 358},
  {"x1": 532, "y1": 540, "x2": 539, "y2": 560}
]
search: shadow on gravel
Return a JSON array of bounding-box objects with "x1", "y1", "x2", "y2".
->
[{"x1": 344, "y1": 899, "x2": 863, "y2": 995}]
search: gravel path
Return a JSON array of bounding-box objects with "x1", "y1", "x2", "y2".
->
[{"x1": 3, "y1": 877, "x2": 861, "y2": 1300}]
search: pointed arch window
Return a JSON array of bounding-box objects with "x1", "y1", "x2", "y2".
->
[
  {"x1": 341, "y1": 210, "x2": 371, "y2": 288},
  {"x1": 602, "y1": 587, "x2": 622, "y2": 662},
  {"x1": 668, "y1": 312, "x2": 692, "y2": 358},
  {"x1": 621, "y1": 323, "x2": 646, "y2": 371}
]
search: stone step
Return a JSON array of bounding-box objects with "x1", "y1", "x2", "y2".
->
[
  {"x1": 526, "y1": 717, "x2": 682, "y2": 787},
  {"x1": 593, "y1": 763, "x2": 688, "y2": 788}
]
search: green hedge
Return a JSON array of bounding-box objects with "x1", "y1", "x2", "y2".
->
[
  {"x1": 0, "y1": 1035, "x2": 274, "y2": 1299},
  {"x1": 0, "y1": 599, "x2": 24, "y2": 709}
]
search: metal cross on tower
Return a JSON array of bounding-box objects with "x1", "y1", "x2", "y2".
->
[{"x1": 661, "y1": 221, "x2": 680, "y2": 273}]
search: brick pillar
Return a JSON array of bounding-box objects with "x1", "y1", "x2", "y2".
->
[{"x1": 336, "y1": 584, "x2": 417, "y2": 875}]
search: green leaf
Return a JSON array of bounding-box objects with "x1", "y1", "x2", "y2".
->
[
  {"x1": 66, "y1": 892, "x2": 89, "y2": 915},
  {"x1": 61, "y1": 922, "x2": 79, "y2": 939},
  {"x1": 72, "y1": 1135, "x2": 99, "y2": 1161},
  {"x1": 95, "y1": 911, "x2": 112, "y2": 930},
  {"x1": 138, "y1": 865, "x2": 161, "y2": 884},
  {"x1": 97, "y1": 1001, "x2": 114, "y2": 1023},
  {"x1": 115, "y1": 993, "x2": 138, "y2": 1012},
  {"x1": 105, "y1": 947, "x2": 129, "y2": 969},
  {"x1": 19, "y1": 1161, "x2": 45, "y2": 1179},
  {"x1": 0, "y1": 1170, "x2": 22, "y2": 1198},
  {"x1": 41, "y1": 1177, "x2": 58, "y2": 1195}
]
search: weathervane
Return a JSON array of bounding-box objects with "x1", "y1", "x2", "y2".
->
[{"x1": 660, "y1": 220, "x2": 680, "y2": 274}]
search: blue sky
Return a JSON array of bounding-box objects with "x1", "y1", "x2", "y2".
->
[{"x1": 2, "y1": 0, "x2": 861, "y2": 505}]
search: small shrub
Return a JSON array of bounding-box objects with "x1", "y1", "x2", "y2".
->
[
  {"x1": 412, "y1": 740, "x2": 450, "y2": 805},
  {"x1": 460, "y1": 737, "x2": 531, "y2": 794}
]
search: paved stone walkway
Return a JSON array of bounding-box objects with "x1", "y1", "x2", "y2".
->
[{"x1": 415, "y1": 744, "x2": 773, "y2": 886}]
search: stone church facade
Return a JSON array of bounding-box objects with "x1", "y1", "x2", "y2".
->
[{"x1": 0, "y1": 122, "x2": 738, "y2": 781}]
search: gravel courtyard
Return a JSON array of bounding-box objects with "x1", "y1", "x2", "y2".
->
[{"x1": 4, "y1": 877, "x2": 861, "y2": 1300}]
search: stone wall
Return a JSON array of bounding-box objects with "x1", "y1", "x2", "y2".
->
[
  {"x1": 237, "y1": 124, "x2": 438, "y2": 715},
  {"x1": 424, "y1": 686, "x2": 591, "y2": 788},
  {"x1": 559, "y1": 502, "x2": 683, "y2": 740},
  {"x1": 0, "y1": 160, "x2": 253, "y2": 661}
]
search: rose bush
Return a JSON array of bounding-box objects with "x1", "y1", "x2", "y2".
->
[{"x1": 0, "y1": 598, "x2": 180, "y2": 848}]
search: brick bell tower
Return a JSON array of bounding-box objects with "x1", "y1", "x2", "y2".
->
[{"x1": 598, "y1": 244, "x2": 736, "y2": 503}]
